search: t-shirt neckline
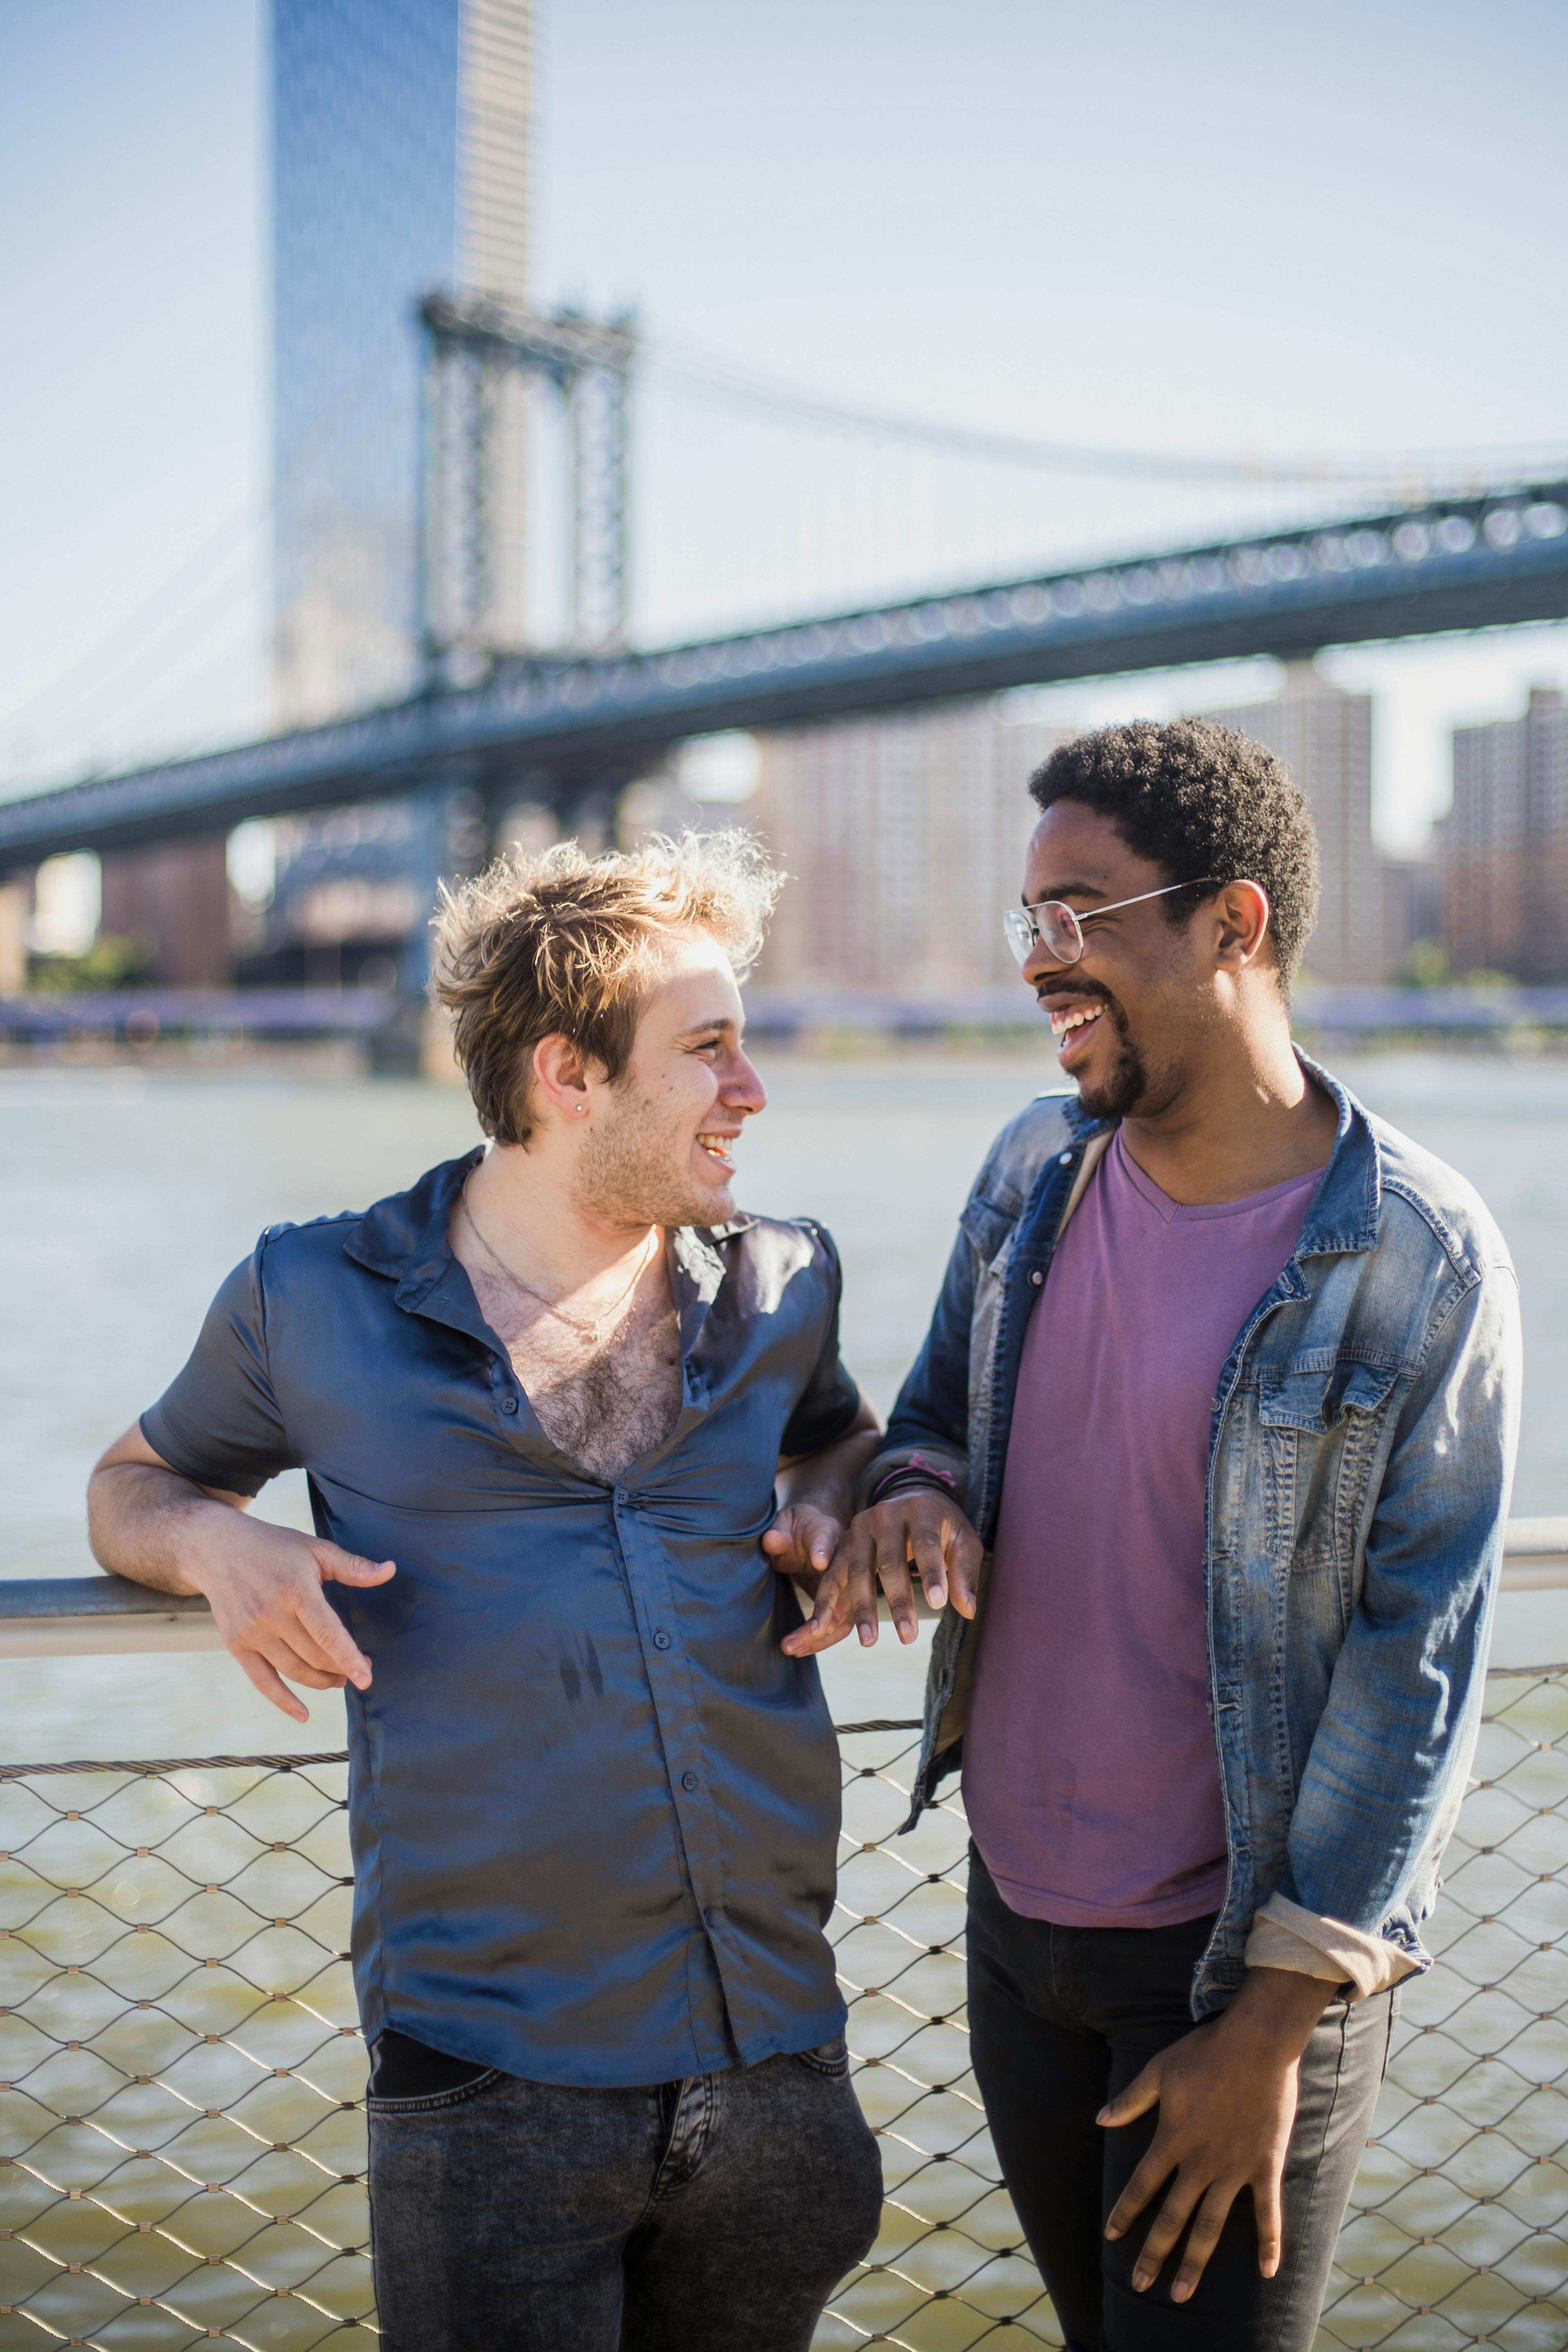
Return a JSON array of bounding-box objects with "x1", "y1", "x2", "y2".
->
[{"x1": 1110, "y1": 1129, "x2": 1325, "y2": 1227}]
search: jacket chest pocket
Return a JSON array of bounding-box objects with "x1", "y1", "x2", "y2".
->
[{"x1": 1256, "y1": 1359, "x2": 1400, "y2": 1574}]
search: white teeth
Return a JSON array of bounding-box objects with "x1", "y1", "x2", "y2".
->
[{"x1": 1050, "y1": 1004, "x2": 1104, "y2": 1037}]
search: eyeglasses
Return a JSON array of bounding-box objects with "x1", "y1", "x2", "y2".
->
[{"x1": 1002, "y1": 879, "x2": 1214, "y2": 969}]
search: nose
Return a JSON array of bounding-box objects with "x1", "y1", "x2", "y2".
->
[
  {"x1": 724, "y1": 1050, "x2": 767, "y2": 1118},
  {"x1": 1023, "y1": 930, "x2": 1073, "y2": 987}
]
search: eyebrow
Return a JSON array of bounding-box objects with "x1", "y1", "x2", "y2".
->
[
  {"x1": 673, "y1": 1014, "x2": 741, "y2": 1043},
  {"x1": 1023, "y1": 880, "x2": 1109, "y2": 905}
]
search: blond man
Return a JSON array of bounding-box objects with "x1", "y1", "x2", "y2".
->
[{"x1": 87, "y1": 834, "x2": 883, "y2": 2352}]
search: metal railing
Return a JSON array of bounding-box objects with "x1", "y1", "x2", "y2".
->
[
  {"x1": 3, "y1": 1537, "x2": 1567, "y2": 2350},
  {"x1": 3, "y1": 1514, "x2": 1565, "y2": 1663}
]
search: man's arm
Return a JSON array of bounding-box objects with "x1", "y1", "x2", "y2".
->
[
  {"x1": 1270, "y1": 1259, "x2": 1521, "y2": 1936},
  {"x1": 862, "y1": 1209, "x2": 980, "y2": 1505},
  {"x1": 780, "y1": 1193, "x2": 990, "y2": 1657},
  {"x1": 763, "y1": 1395, "x2": 882, "y2": 1590},
  {"x1": 89, "y1": 1423, "x2": 395, "y2": 1723}
]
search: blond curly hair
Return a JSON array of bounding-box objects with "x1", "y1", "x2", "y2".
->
[{"x1": 429, "y1": 830, "x2": 782, "y2": 1144}]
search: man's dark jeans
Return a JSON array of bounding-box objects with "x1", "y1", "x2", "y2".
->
[
  {"x1": 967, "y1": 1851, "x2": 1395, "y2": 2352},
  {"x1": 367, "y1": 2041, "x2": 883, "y2": 2350}
]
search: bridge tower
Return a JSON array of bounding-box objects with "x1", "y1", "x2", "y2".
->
[{"x1": 417, "y1": 293, "x2": 636, "y2": 673}]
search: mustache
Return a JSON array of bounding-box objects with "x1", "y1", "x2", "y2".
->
[{"x1": 1036, "y1": 982, "x2": 1117, "y2": 1016}]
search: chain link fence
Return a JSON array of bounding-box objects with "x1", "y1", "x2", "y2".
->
[{"x1": 2, "y1": 1672, "x2": 1566, "y2": 2350}]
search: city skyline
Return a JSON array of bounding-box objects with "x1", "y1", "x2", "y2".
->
[{"x1": 2, "y1": 0, "x2": 1567, "y2": 852}]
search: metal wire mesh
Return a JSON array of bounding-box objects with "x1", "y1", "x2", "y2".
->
[
  {"x1": 0, "y1": 1755, "x2": 367, "y2": 2350},
  {"x1": 1317, "y1": 1667, "x2": 1568, "y2": 2352},
  {"x1": 2, "y1": 1674, "x2": 1566, "y2": 2350},
  {"x1": 822, "y1": 1720, "x2": 1054, "y2": 2350}
]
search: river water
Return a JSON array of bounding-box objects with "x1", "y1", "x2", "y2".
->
[{"x1": 3, "y1": 1046, "x2": 1566, "y2": 1761}]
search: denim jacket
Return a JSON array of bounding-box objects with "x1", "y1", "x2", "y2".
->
[{"x1": 871, "y1": 1057, "x2": 1521, "y2": 2014}]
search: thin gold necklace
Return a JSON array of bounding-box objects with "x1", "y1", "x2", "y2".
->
[{"x1": 460, "y1": 1181, "x2": 658, "y2": 1345}]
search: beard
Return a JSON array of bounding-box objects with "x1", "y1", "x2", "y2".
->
[
  {"x1": 573, "y1": 1074, "x2": 729, "y2": 1231},
  {"x1": 1052, "y1": 991, "x2": 1158, "y2": 1123}
]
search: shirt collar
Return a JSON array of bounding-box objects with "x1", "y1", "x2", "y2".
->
[
  {"x1": 343, "y1": 1151, "x2": 750, "y2": 1316},
  {"x1": 343, "y1": 1150, "x2": 484, "y2": 1304},
  {"x1": 1289, "y1": 1048, "x2": 1381, "y2": 1257}
]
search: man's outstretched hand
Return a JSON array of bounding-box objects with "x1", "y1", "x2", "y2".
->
[
  {"x1": 781, "y1": 1487, "x2": 984, "y2": 1656},
  {"x1": 1098, "y1": 1966, "x2": 1333, "y2": 2302}
]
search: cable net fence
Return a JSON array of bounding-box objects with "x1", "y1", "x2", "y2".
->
[
  {"x1": 0, "y1": 1755, "x2": 365, "y2": 2350},
  {"x1": 1, "y1": 1672, "x2": 1565, "y2": 2351}
]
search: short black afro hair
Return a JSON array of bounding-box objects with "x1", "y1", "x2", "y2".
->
[{"x1": 1028, "y1": 718, "x2": 1320, "y2": 989}]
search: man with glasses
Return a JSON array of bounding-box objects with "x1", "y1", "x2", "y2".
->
[{"x1": 787, "y1": 719, "x2": 1520, "y2": 2351}]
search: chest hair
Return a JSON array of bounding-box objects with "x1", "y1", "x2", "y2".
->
[{"x1": 467, "y1": 1263, "x2": 685, "y2": 1482}]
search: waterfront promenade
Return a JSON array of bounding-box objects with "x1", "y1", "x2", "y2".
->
[{"x1": 2, "y1": 1050, "x2": 1566, "y2": 2345}]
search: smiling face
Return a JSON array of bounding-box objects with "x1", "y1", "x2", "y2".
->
[
  {"x1": 573, "y1": 929, "x2": 767, "y2": 1229},
  {"x1": 1020, "y1": 801, "x2": 1216, "y2": 1124}
]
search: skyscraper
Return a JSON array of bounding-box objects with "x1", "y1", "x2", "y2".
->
[
  {"x1": 750, "y1": 701, "x2": 1070, "y2": 996},
  {"x1": 270, "y1": 0, "x2": 532, "y2": 730},
  {"x1": 1446, "y1": 689, "x2": 1568, "y2": 981},
  {"x1": 1200, "y1": 665, "x2": 1384, "y2": 986}
]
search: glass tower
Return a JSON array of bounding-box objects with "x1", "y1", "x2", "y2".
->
[{"x1": 270, "y1": 0, "x2": 531, "y2": 729}]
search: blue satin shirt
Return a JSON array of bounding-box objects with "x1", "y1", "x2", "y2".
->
[{"x1": 141, "y1": 1151, "x2": 862, "y2": 2088}]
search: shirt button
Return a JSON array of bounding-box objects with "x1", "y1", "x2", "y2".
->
[
  {"x1": 703, "y1": 1907, "x2": 720, "y2": 1928},
  {"x1": 613, "y1": 1485, "x2": 627, "y2": 1505},
  {"x1": 1059, "y1": 1150, "x2": 1073, "y2": 1165},
  {"x1": 499, "y1": 1393, "x2": 519, "y2": 1413},
  {"x1": 1029, "y1": 1269, "x2": 1044, "y2": 1286},
  {"x1": 681, "y1": 1770, "x2": 700, "y2": 1793},
  {"x1": 653, "y1": 1629, "x2": 673, "y2": 1650}
]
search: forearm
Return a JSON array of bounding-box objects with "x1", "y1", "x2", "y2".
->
[
  {"x1": 776, "y1": 1399, "x2": 881, "y2": 1522},
  {"x1": 87, "y1": 1462, "x2": 246, "y2": 1596},
  {"x1": 1223, "y1": 1963, "x2": 1336, "y2": 2060}
]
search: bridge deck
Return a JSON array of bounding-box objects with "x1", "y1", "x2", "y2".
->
[{"x1": 2, "y1": 482, "x2": 1565, "y2": 866}]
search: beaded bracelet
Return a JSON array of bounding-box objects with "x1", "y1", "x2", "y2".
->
[{"x1": 868, "y1": 1452, "x2": 960, "y2": 1509}]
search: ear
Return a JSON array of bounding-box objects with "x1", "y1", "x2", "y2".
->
[
  {"x1": 1211, "y1": 881, "x2": 1271, "y2": 973},
  {"x1": 530, "y1": 1032, "x2": 598, "y2": 1124}
]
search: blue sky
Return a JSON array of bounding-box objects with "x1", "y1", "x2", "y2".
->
[{"x1": 2, "y1": 0, "x2": 1566, "y2": 848}]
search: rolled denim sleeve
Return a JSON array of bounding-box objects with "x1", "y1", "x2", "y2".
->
[
  {"x1": 140, "y1": 1238, "x2": 300, "y2": 1497},
  {"x1": 1276, "y1": 1256, "x2": 1522, "y2": 1957},
  {"x1": 1245, "y1": 1895, "x2": 1421, "y2": 1997}
]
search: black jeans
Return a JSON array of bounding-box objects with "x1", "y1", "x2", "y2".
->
[
  {"x1": 967, "y1": 1850, "x2": 1395, "y2": 2352},
  {"x1": 367, "y1": 2041, "x2": 883, "y2": 2350}
]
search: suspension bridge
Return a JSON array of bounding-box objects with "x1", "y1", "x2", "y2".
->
[
  {"x1": 2, "y1": 293, "x2": 1567, "y2": 870},
  {"x1": 1, "y1": 479, "x2": 1565, "y2": 868}
]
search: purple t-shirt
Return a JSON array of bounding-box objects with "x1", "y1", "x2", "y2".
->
[{"x1": 963, "y1": 1130, "x2": 1320, "y2": 1928}]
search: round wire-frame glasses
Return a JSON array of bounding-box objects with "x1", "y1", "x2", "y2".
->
[{"x1": 1002, "y1": 878, "x2": 1215, "y2": 969}]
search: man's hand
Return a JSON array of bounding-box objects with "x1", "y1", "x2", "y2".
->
[
  {"x1": 189, "y1": 1513, "x2": 396, "y2": 1724},
  {"x1": 761, "y1": 1504, "x2": 844, "y2": 1586},
  {"x1": 88, "y1": 1428, "x2": 396, "y2": 1725},
  {"x1": 1099, "y1": 1966, "x2": 1333, "y2": 2301},
  {"x1": 781, "y1": 1488, "x2": 984, "y2": 1656}
]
